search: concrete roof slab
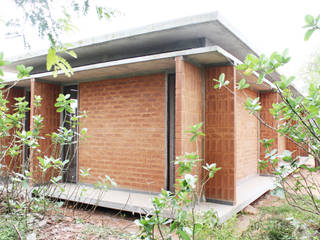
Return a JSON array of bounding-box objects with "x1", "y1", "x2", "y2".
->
[
  {"x1": 6, "y1": 46, "x2": 272, "y2": 92},
  {"x1": 4, "y1": 12, "x2": 258, "y2": 75}
]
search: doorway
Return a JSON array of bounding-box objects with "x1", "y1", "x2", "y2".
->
[
  {"x1": 167, "y1": 74, "x2": 175, "y2": 192},
  {"x1": 23, "y1": 90, "x2": 31, "y2": 173},
  {"x1": 62, "y1": 85, "x2": 78, "y2": 183}
]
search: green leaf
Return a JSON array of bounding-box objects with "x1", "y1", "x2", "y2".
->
[
  {"x1": 47, "y1": 47, "x2": 57, "y2": 71},
  {"x1": 179, "y1": 230, "x2": 191, "y2": 240},
  {"x1": 214, "y1": 83, "x2": 220, "y2": 89},
  {"x1": 219, "y1": 73, "x2": 225, "y2": 82},
  {"x1": 57, "y1": 107, "x2": 64, "y2": 112},
  {"x1": 237, "y1": 78, "x2": 250, "y2": 90},
  {"x1": 305, "y1": 15, "x2": 314, "y2": 25},
  {"x1": 170, "y1": 221, "x2": 177, "y2": 233},
  {"x1": 300, "y1": 164, "x2": 320, "y2": 172},
  {"x1": 258, "y1": 73, "x2": 265, "y2": 84},
  {"x1": 67, "y1": 50, "x2": 77, "y2": 58},
  {"x1": 244, "y1": 97, "x2": 261, "y2": 114},
  {"x1": 236, "y1": 64, "x2": 248, "y2": 70},
  {"x1": 305, "y1": 28, "x2": 315, "y2": 41},
  {"x1": 26, "y1": 66, "x2": 33, "y2": 72}
]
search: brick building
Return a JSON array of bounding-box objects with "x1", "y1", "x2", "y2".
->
[{"x1": 4, "y1": 12, "x2": 304, "y2": 205}]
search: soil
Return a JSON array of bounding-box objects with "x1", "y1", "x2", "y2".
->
[
  {"x1": 235, "y1": 193, "x2": 284, "y2": 234},
  {"x1": 35, "y1": 206, "x2": 140, "y2": 240}
]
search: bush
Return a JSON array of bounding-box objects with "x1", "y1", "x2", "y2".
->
[{"x1": 135, "y1": 123, "x2": 221, "y2": 240}]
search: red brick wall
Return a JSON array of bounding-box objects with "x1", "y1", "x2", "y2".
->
[
  {"x1": 260, "y1": 91, "x2": 308, "y2": 172},
  {"x1": 260, "y1": 92, "x2": 279, "y2": 174},
  {"x1": 286, "y1": 135, "x2": 308, "y2": 158},
  {"x1": 30, "y1": 80, "x2": 60, "y2": 182},
  {"x1": 235, "y1": 88, "x2": 259, "y2": 180},
  {"x1": 1, "y1": 87, "x2": 25, "y2": 173},
  {"x1": 175, "y1": 57, "x2": 203, "y2": 183},
  {"x1": 79, "y1": 74, "x2": 166, "y2": 192},
  {"x1": 205, "y1": 66, "x2": 236, "y2": 203}
]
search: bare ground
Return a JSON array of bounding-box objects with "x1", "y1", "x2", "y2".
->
[
  {"x1": 235, "y1": 193, "x2": 284, "y2": 234},
  {"x1": 35, "y1": 206, "x2": 139, "y2": 240}
]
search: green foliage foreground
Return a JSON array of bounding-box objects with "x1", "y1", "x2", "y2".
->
[{"x1": 135, "y1": 123, "x2": 221, "y2": 240}]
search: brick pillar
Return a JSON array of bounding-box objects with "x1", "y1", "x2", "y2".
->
[
  {"x1": 1, "y1": 87, "x2": 25, "y2": 174},
  {"x1": 30, "y1": 79, "x2": 60, "y2": 183},
  {"x1": 205, "y1": 66, "x2": 236, "y2": 204},
  {"x1": 175, "y1": 57, "x2": 203, "y2": 185}
]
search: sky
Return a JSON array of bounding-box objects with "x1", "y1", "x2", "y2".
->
[{"x1": 1, "y1": 0, "x2": 320, "y2": 90}]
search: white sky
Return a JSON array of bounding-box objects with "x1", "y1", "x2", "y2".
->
[{"x1": 1, "y1": 0, "x2": 320, "y2": 90}]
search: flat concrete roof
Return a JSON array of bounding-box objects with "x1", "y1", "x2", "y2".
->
[
  {"x1": 4, "y1": 12, "x2": 260, "y2": 74},
  {"x1": 6, "y1": 46, "x2": 272, "y2": 91}
]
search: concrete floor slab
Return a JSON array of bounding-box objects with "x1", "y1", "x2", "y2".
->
[
  {"x1": 46, "y1": 174, "x2": 276, "y2": 222},
  {"x1": 47, "y1": 184, "x2": 156, "y2": 214},
  {"x1": 197, "y1": 175, "x2": 275, "y2": 222}
]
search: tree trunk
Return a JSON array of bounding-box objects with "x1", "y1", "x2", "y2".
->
[{"x1": 314, "y1": 157, "x2": 320, "y2": 168}]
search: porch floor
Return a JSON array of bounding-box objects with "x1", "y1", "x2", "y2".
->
[
  {"x1": 198, "y1": 175, "x2": 275, "y2": 222},
  {"x1": 47, "y1": 175, "x2": 275, "y2": 222}
]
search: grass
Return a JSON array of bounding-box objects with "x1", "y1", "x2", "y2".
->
[
  {"x1": 240, "y1": 202, "x2": 320, "y2": 240},
  {"x1": 0, "y1": 214, "x2": 30, "y2": 240},
  {"x1": 211, "y1": 216, "x2": 239, "y2": 240},
  {"x1": 241, "y1": 217, "x2": 296, "y2": 240},
  {"x1": 207, "y1": 200, "x2": 320, "y2": 240},
  {"x1": 259, "y1": 203, "x2": 320, "y2": 229},
  {"x1": 80, "y1": 224, "x2": 133, "y2": 240}
]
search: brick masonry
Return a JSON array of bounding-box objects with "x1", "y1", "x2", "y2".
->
[
  {"x1": 78, "y1": 74, "x2": 166, "y2": 193},
  {"x1": 259, "y1": 92, "x2": 279, "y2": 174},
  {"x1": 285, "y1": 133, "x2": 309, "y2": 159},
  {"x1": 30, "y1": 80, "x2": 60, "y2": 182},
  {"x1": 259, "y1": 91, "x2": 308, "y2": 173},
  {"x1": 175, "y1": 57, "x2": 203, "y2": 184},
  {"x1": 235, "y1": 88, "x2": 259, "y2": 180},
  {"x1": 205, "y1": 65, "x2": 236, "y2": 203},
  {"x1": 1, "y1": 87, "x2": 25, "y2": 173}
]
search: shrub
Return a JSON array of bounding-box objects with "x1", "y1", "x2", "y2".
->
[{"x1": 135, "y1": 123, "x2": 221, "y2": 240}]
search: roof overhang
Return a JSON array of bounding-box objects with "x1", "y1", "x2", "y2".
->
[
  {"x1": 4, "y1": 12, "x2": 260, "y2": 74},
  {"x1": 5, "y1": 46, "x2": 274, "y2": 91}
]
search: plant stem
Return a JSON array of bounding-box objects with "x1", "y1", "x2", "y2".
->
[{"x1": 13, "y1": 224, "x2": 22, "y2": 240}]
